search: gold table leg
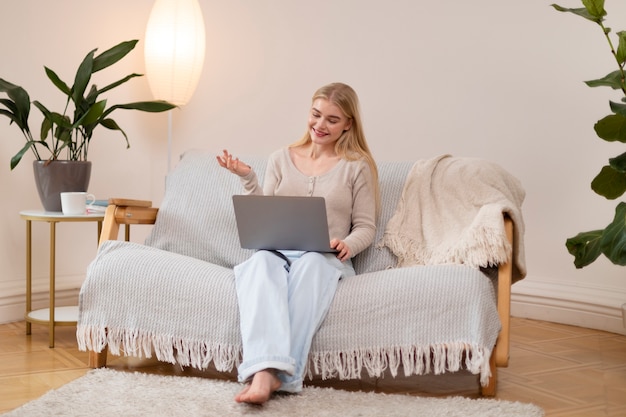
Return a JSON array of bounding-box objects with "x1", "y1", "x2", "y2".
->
[
  {"x1": 25, "y1": 220, "x2": 32, "y2": 336},
  {"x1": 49, "y1": 221, "x2": 56, "y2": 348}
]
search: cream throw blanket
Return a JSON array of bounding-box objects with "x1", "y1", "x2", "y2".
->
[{"x1": 381, "y1": 155, "x2": 526, "y2": 282}]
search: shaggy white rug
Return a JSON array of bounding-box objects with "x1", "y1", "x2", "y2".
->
[{"x1": 4, "y1": 369, "x2": 544, "y2": 417}]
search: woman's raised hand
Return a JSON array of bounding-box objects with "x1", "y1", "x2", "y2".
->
[{"x1": 216, "y1": 149, "x2": 251, "y2": 177}]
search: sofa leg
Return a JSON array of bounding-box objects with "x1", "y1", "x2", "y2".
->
[
  {"x1": 480, "y1": 351, "x2": 497, "y2": 396},
  {"x1": 88, "y1": 348, "x2": 109, "y2": 368}
]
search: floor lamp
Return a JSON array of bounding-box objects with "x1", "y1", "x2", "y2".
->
[{"x1": 144, "y1": 0, "x2": 206, "y2": 172}]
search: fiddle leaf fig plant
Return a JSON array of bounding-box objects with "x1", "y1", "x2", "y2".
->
[
  {"x1": 552, "y1": 0, "x2": 626, "y2": 267},
  {"x1": 0, "y1": 39, "x2": 176, "y2": 170}
]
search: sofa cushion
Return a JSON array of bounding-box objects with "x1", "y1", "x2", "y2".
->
[{"x1": 145, "y1": 149, "x2": 266, "y2": 269}]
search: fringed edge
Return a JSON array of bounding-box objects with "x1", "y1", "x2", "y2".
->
[
  {"x1": 380, "y1": 223, "x2": 511, "y2": 271},
  {"x1": 76, "y1": 325, "x2": 241, "y2": 372},
  {"x1": 307, "y1": 343, "x2": 493, "y2": 387},
  {"x1": 76, "y1": 326, "x2": 493, "y2": 386}
]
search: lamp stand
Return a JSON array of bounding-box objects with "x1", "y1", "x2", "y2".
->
[{"x1": 167, "y1": 110, "x2": 173, "y2": 173}]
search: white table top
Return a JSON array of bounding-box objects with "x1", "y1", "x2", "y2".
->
[{"x1": 20, "y1": 210, "x2": 105, "y2": 221}]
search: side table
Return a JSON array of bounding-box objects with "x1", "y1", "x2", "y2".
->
[{"x1": 20, "y1": 210, "x2": 105, "y2": 348}]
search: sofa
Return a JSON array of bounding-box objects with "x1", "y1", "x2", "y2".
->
[{"x1": 76, "y1": 149, "x2": 526, "y2": 396}]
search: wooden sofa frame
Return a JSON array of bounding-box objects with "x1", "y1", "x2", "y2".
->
[{"x1": 87, "y1": 199, "x2": 514, "y2": 397}]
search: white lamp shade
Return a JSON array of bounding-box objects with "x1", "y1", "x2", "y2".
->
[{"x1": 144, "y1": 0, "x2": 206, "y2": 106}]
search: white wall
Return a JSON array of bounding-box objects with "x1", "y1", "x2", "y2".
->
[{"x1": 1, "y1": 1, "x2": 625, "y2": 334}]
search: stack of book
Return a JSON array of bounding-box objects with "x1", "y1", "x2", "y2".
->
[{"x1": 87, "y1": 199, "x2": 109, "y2": 214}]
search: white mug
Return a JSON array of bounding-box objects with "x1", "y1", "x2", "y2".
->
[{"x1": 60, "y1": 192, "x2": 96, "y2": 215}]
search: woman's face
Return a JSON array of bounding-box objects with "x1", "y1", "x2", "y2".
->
[{"x1": 308, "y1": 98, "x2": 352, "y2": 147}]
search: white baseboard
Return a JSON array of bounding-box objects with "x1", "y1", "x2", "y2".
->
[
  {"x1": 511, "y1": 279, "x2": 626, "y2": 336},
  {"x1": 0, "y1": 274, "x2": 85, "y2": 324},
  {"x1": 0, "y1": 289, "x2": 80, "y2": 324}
]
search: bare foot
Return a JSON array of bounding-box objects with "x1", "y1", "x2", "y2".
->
[{"x1": 235, "y1": 370, "x2": 281, "y2": 404}]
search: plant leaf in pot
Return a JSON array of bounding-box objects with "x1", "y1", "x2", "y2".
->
[
  {"x1": 0, "y1": 39, "x2": 177, "y2": 211},
  {"x1": 552, "y1": 0, "x2": 626, "y2": 267}
]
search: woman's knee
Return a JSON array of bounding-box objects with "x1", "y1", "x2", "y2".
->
[{"x1": 234, "y1": 250, "x2": 288, "y2": 283}]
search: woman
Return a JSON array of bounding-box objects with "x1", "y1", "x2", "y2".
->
[{"x1": 217, "y1": 82, "x2": 380, "y2": 404}]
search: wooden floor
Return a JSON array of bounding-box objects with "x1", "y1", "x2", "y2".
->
[{"x1": 0, "y1": 317, "x2": 625, "y2": 416}]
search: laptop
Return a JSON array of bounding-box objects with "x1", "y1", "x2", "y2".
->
[{"x1": 232, "y1": 195, "x2": 337, "y2": 252}]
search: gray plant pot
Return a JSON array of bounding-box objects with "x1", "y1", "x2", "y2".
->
[{"x1": 33, "y1": 160, "x2": 92, "y2": 212}]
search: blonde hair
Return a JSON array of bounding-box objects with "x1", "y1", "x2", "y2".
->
[{"x1": 290, "y1": 82, "x2": 381, "y2": 214}]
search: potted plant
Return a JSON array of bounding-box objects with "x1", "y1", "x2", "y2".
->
[
  {"x1": 0, "y1": 39, "x2": 176, "y2": 211},
  {"x1": 552, "y1": 0, "x2": 626, "y2": 267}
]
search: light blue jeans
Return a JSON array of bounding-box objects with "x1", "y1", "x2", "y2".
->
[{"x1": 233, "y1": 250, "x2": 354, "y2": 393}]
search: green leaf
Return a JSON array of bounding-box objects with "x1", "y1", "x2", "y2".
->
[
  {"x1": 0, "y1": 79, "x2": 31, "y2": 130},
  {"x1": 0, "y1": 105, "x2": 29, "y2": 134},
  {"x1": 10, "y1": 141, "x2": 33, "y2": 170},
  {"x1": 600, "y1": 202, "x2": 626, "y2": 265},
  {"x1": 44, "y1": 67, "x2": 71, "y2": 96},
  {"x1": 40, "y1": 116, "x2": 52, "y2": 140},
  {"x1": 609, "y1": 152, "x2": 626, "y2": 172},
  {"x1": 594, "y1": 113, "x2": 626, "y2": 142},
  {"x1": 32, "y1": 100, "x2": 50, "y2": 114},
  {"x1": 609, "y1": 101, "x2": 626, "y2": 117},
  {"x1": 0, "y1": 97, "x2": 16, "y2": 113},
  {"x1": 0, "y1": 78, "x2": 18, "y2": 92},
  {"x1": 101, "y1": 101, "x2": 176, "y2": 119},
  {"x1": 566, "y1": 229, "x2": 604, "y2": 268},
  {"x1": 551, "y1": 3, "x2": 605, "y2": 23},
  {"x1": 5, "y1": 86, "x2": 29, "y2": 124},
  {"x1": 32, "y1": 101, "x2": 56, "y2": 140},
  {"x1": 96, "y1": 73, "x2": 142, "y2": 96},
  {"x1": 582, "y1": 0, "x2": 606, "y2": 18},
  {"x1": 72, "y1": 50, "x2": 95, "y2": 106},
  {"x1": 55, "y1": 124, "x2": 72, "y2": 144},
  {"x1": 31, "y1": 100, "x2": 54, "y2": 122},
  {"x1": 92, "y1": 40, "x2": 138, "y2": 73},
  {"x1": 591, "y1": 165, "x2": 626, "y2": 199},
  {"x1": 79, "y1": 99, "x2": 106, "y2": 126},
  {"x1": 0, "y1": 108, "x2": 19, "y2": 125},
  {"x1": 585, "y1": 70, "x2": 623, "y2": 89},
  {"x1": 47, "y1": 111, "x2": 73, "y2": 129},
  {"x1": 83, "y1": 84, "x2": 99, "y2": 106},
  {"x1": 617, "y1": 31, "x2": 626, "y2": 64},
  {"x1": 100, "y1": 118, "x2": 131, "y2": 149},
  {"x1": 109, "y1": 101, "x2": 177, "y2": 112}
]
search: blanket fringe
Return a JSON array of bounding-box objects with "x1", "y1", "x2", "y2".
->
[
  {"x1": 77, "y1": 326, "x2": 492, "y2": 386},
  {"x1": 76, "y1": 325, "x2": 241, "y2": 372},
  {"x1": 307, "y1": 343, "x2": 493, "y2": 387}
]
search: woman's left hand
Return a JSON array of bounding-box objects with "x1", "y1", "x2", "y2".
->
[{"x1": 330, "y1": 239, "x2": 351, "y2": 261}]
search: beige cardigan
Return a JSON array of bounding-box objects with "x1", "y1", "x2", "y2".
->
[{"x1": 239, "y1": 148, "x2": 377, "y2": 257}]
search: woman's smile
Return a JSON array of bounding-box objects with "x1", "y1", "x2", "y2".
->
[{"x1": 312, "y1": 127, "x2": 328, "y2": 137}]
